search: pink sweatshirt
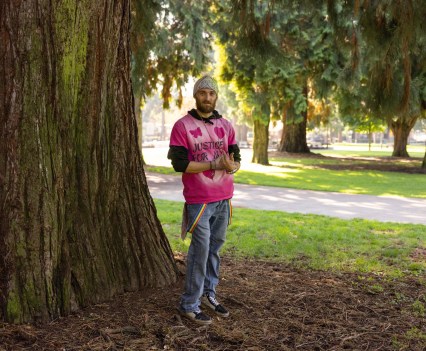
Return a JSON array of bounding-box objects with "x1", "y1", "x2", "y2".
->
[{"x1": 169, "y1": 114, "x2": 237, "y2": 204}]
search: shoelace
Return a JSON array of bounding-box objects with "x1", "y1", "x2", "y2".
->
[{"x1": 207, "y1": 294, "x2": 219, "y2": 307}]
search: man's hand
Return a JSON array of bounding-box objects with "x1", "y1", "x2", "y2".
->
[
  {"x1": 213, "y1": 151, "x2": 239, "y2": 173},
  {"x1": 185, "y1": 150, "x2": 240, "y2": 174}
]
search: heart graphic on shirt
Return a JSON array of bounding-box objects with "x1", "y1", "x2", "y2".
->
[
  {"x1": 214, "y1": 127, "x2": 225, "y2": 139},
  {"x1": 189, "y1": 127, "x2": 202, "y2": 138},
  {"x1": 202, "y1": 170, "x2": 215, "y2": 179}
]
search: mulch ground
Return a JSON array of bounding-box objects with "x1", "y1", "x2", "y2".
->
[
  {"x1": 1, "y1": 153, "x2": 424, "y2": 350},
  {"x1": 1, "y1": 256, "x2": 425, "y2": 351}
]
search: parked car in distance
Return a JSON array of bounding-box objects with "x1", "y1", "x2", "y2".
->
[
  {"x1": 238, "y1": 140, "x2": 250, "y2": 148},
  {"x1": 307, "y1": 139, "x2": 323, "y2": 149}
]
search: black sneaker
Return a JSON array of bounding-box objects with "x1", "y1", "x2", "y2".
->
[
  {"x1": 201, "y1": 293, "x2": 230, "y2": 317},
  {"x1": 179, "y1": 309, "x2": 212, "y2": 325}
]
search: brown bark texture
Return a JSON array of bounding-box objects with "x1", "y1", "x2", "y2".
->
[
  {"x1": 278, "y1": 106, "x2": 310, "y2": 153},
  {"x1": 134, "y1": 95, "x2": 144, "y2": 153},
  {"x1": 278, "y1": 84, "x2": 310, "y2": 154},
  {"x1": 251, "y1": 119, "x2": 270, "y2": 165},
  {"x1": 390, "y1": 117, "x2": 417, "y2": 157},
  {"x1": 0, "y1": 0, "x2": 178, "y2": 323}
]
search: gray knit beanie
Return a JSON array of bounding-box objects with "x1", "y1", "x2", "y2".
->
[{"x1": 193, "y1": 75, "x2": 219, "y2": 97}]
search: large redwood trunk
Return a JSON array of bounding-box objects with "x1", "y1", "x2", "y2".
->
[
  {"x1": 0, "y1": 0, "x2": 178, "y2": 323},
  {"x1": 390, "y1": 117, "x2": 417, "y2": 157},
  {"x1": 252, "y1": 119, "x2": 270, "y2": 165},
  {"x1": 278, "y1": 85, "x2": 310, "y2": 153}
]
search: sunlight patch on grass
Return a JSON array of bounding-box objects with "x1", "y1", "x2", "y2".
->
[{"x1": 370, "y1": 229, "x2": 398, "y2": 236}]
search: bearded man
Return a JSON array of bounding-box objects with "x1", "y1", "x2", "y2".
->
[{"x1": 168, "y1": 75, "x2": 241, "y2": 325}]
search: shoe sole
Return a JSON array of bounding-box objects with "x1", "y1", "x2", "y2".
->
[
  {"x1": 201, "y1": 300, "x2": 230, "y2": 318},
  {"x1": 177, "y1": 309, "x2": 213, "y2": 325}
]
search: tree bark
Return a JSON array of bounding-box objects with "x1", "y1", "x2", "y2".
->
[
  {"x1": 390, "y1": 117, "x2": 417, "y2": 157},
  {"x1": 134, "y1": 95, "x2": 145, "y2": 165},
  {"x1": 134, "y1": 95, "x2": 142, "y2": 151},
  {"x1": 251, "y1": 119, "x2": 269, "y2": 165},
  {"x1": 277, "y1": 84, "x2": 310, "y2": 153},
  {"x1": 278, "y1": 106, "x2": 310, "y2": 153},
  {"x1": 0, "y1": 0, "x2": 178, "y2": 323}
]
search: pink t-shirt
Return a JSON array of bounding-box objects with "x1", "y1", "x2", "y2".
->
[{"x1": 169, "y1": 114, "x2": 237, "y2": 204}]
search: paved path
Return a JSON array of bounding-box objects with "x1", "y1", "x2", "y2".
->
[{"x1": 146, "y1": 172, "x2": 426, "y2": 226}]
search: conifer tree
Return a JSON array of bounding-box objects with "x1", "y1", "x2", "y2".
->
[
  {"x1": 130, "y1": 0, "x2": 212, "y2": 151},
  {"x1": 0, "y1": 0, "x2": 178, "y2": 323},
  {"x1": 329, "y1": 0, "x2": 426, "y2": 158},
  {"x1": 212, "y1": 0, "x2": 338, "y2": 160}
]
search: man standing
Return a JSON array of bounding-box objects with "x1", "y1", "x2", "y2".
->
[{"x1": 168, "y1": 75, "x2": 241, "y2": 325}]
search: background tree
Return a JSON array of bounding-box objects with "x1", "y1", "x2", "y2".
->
[
  {"x1": 222, "y1": 0, "x2": 425, "y2": 160},
  {"x1": 212, "y1": 0, "x2": 339, "y2": 158},
  {"x1": 130, "y1": 0, "x2": 160, "y2": 152},
  {"x1": 0, "y1": 0, "x2": 178, "y2": 323},
  {"x1": 360, "y1": 0, "x2": 425, "y2": 157},
  {"x1": 131, "y1": 0, "x2": 212, "y2": 152},
  {"x1": 212, "y1": 3, "x2": 275, "y2": 164},
  {"x1": 336, "y1": 83, "x2": 386, "y2": 150},
  {"x1": 218, "y1": 49, "x2": 274, "y2": 164},
  {"x1": 342, "y1": 113, "x2": 386, "y2": 150},
  {"x1": 423, "y1": 152, "x2": 426, "y2": 169},
  {"x1": 273, "y1": 1, "x2": 338, "y2": 154},
  {"x1": 328, "y1": 0, "x2": 426, "y2": 158}
]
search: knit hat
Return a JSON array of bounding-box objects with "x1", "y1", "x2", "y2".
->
[{"x1": 193, "y1": 75, "x2": 219, "y2": 97}]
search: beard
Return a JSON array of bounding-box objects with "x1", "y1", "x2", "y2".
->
[{"x1": 195, "y1": 97, "x2": 217, "y2": 114}]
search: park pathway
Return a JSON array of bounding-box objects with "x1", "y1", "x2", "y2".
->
[{"x1": 146, "y1": 172, "x2": 426, "y2": 226}]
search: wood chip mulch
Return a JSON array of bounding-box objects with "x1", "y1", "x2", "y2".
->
[{"x1": 1, "y1": 256, "x2": 425, "y2": 351}]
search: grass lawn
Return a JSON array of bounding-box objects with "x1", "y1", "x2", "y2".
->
[
  {"x1": 145, "y1": 153, "x2": 426, "y2": 198},
  {"x1": 234, "y1": 165, "x2": 426, "y2": 198},
  {"x1": 156, "y1": 199, "x2": 426, "y2": 278},
  {"x1": 311, "y1": 143, "x2": 425, "y2": 158}
]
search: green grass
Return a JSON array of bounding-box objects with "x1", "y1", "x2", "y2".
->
[
  {"x1": 313, "y1": 149, "x2": 424, "y2": 158},
  {"x1": 234, "y1": 167, "x2": 426, "y2": 198},
  {"x1": 311, "y1": 144, "x2": 425, "y2": 158},
  {"x1": 156, "y1": 199, "x2": 426, "y2": 278},
  {"x1": 145, "y1": 156, "x2": 426, "y2": 198},
  {"x1": 144, "y1": 165, "x2": 177, "y2": 175}
]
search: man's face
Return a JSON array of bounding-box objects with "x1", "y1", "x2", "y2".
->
[{"x1": 195, "y1": 89, "x2": 218, "y2": 114}]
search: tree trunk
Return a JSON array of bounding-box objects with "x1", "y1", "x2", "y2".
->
[
  {"x1": 390, "y1": 117, "x2": 417, "y2": 157},
  {"x1": 277, "y1": 84, "x2": 310, "y2": 153},
  {"x1": 278, "y1": 106, "x2": 310, "y2": 153},
  {"x1": 134, "y1": 95, "x2": 142, "y2": 151},
  {"x1": 0, "y1": 0, "x2": 178, "y2": 323},
  {"x1": 422, "y1": 152, "x2": 426, "y2": 169},
  {"x1": 251, "y1": 119, "x2": 269, "y2": 165},
  {"x1": 134, "y1": 95, "x2": 145, "y2": 165}
]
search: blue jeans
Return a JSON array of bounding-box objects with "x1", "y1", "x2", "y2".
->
[{"x1": 180, "y1": 200, "x2": 231, "y2": 313}]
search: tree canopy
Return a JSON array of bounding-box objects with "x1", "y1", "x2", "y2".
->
[
  {"x1": 132, "y1": 0, "x2": 425, "y2": 164},
  {"x1": 131, "y1": 0, "x2": 212, "y2": 108},
  {"x1": 328, "y1": 0, "x2": 426, "y2": 156}
]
